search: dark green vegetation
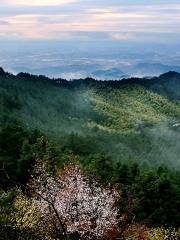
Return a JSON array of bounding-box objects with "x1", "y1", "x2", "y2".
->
[
  {"x1": 1, "y1": 68, "x2": 180, "y2": 167},
  {"x1": 1, "y1": 67, "x2": 180, "y2": 236}
]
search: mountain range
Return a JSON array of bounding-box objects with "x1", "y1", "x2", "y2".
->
[{"x1": 7, "y1": 61, "x2": 180, "y2": 80}]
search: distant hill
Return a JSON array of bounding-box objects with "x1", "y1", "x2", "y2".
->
[
  {"x1": 92, "y1": 68, "x2": 127, "y2": 80},
  {"x1": 11, "y1": 62, "x2": 180, "y2": 80},
  {"x1": 126, "y1": 63, "x2": 180, "y2": 77}
]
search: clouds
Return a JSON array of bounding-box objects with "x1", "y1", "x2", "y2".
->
[
  {"x1": 2, "y1": 0, "x2": 77, "y2": 6},
  {"x1": 0, "y1": 0, "x2": 180, "y2": 42},
  {"x1": 0, "y1": 20, "x2": 9, "y2": 25},
  {"x1": 110, "y1": 33, "x2": 134, "y2": 41}
]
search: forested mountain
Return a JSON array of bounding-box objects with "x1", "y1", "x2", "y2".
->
[
  {"x1": 0, "y1": 68, "x2": 180, "y2": 239},
  {"x1": 1, "y1": 68, "x2": 180, "y2": 167}
]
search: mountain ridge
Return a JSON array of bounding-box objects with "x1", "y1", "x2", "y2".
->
[
  {"x1": 1, "y1": 67, "x2": 180, "y2": 101},
  {"x1": 1, "y1": 67, "x2": 180, "y2": 83}
]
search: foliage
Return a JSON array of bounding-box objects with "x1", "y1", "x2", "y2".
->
[
  {"x1": 26, "y1": 159, "x2": 119, "y2": 239},
  {"x1": 148, "y1": 227, "x2": 180, "y2": 240}
]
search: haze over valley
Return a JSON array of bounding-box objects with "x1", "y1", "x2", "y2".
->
[{"x1": 1, "y1": 41, "x2": 180, "y2": 80}]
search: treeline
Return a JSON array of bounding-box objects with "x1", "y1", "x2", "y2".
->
[{"x1": 1, "y1": 67, "x2": 180, "y2": 100}]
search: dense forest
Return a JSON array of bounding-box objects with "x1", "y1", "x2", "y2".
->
[{"x1": 0, "y1": 67, "x2": 180, "y2": 239}]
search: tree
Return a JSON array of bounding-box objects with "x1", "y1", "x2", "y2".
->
[
  {"x1": 131, "y1": 171, "x2": 180, "y2": 227},
  {"x1": 27, "y1": 159, "x2": 119, "y2": 239},
  {"x1": 85, "y1": 154, "x2": 114, "y2": 184}
]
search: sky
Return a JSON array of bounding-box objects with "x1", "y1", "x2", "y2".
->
[
  {"x1": 0, "y1": 0, "x2": 180, "y2": 78},
  {"x1": 1, "y1": 0, "x2": 180, "y2": 41}
]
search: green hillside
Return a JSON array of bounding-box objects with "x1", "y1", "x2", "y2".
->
[
  {"x1": 1, "y1": 69, "x2": 180, "y2": 168},
  {"x1": 88, "y1": 85, "x2": 179, "y2": 132}
]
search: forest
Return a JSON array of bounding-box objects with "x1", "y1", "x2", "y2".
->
[{"x1": 0, "y1": 67, "x2": 180, "y2": 239}]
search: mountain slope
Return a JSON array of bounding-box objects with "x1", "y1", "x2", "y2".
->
[{"x1": 1, "y1": 68, "x2": 180, "y2": 168}]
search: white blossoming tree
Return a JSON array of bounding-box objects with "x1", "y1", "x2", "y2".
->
[{"x1": 28, "y1": 158, "x2": 120, "y2": 239}]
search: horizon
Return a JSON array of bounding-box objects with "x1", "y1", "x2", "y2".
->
[
  {"x1": 1, "y1": 65, "x2": 179, "y2": 81},
  {"x1": 0, "y1": 0, "x2": 180, "y2": 79}
]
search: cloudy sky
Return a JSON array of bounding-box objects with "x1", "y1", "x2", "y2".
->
[{"x1": 0, "y1": 0, "x2": 180, "y2": 42}]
